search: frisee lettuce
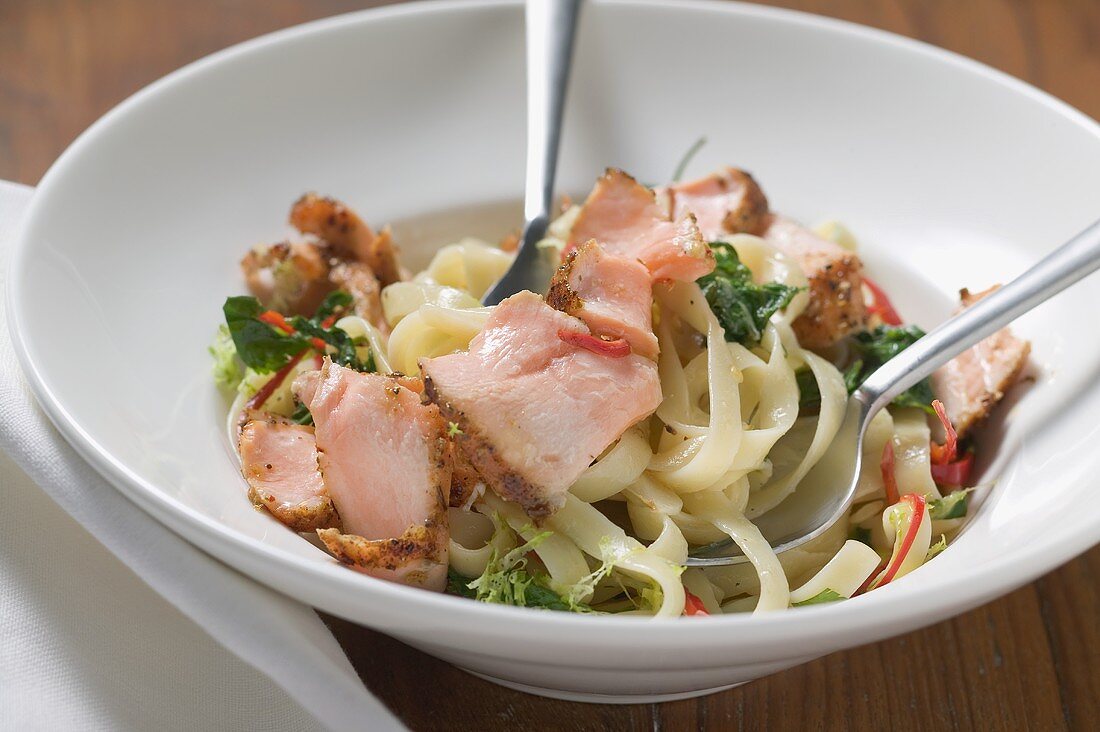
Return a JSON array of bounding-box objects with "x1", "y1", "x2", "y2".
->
[
  {"x1": 696, "y1": 243, "x2": 802, "y2": 346},
  {"x1": 928, "y1": 489, "x2": 970, "y2": 520},
  {"x1": 925, "y1": 535, "x2": 948, "y2": 561},
  {"x1": 460, "y1": 529, "x2": 593, "y2": 612},
  {"x1": 209, "y1": 324, "x2": 244, "y2": 390},
  {"x1": 792, "y1": 588, "x2": 844, "y2": 606}
]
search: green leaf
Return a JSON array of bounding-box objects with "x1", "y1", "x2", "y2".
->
[
  {"x1": 928, "y1": 490, "x2": 970, "y2": 520},
  {"x1": 315, "y1": 291, "x2": 353, "y2": 321},
  {"x1": 290, "y1": 402, "x2": 313, "y2": 426},
  {"x1": 792, "y1": 588, "x2": 844, "y2": 606},
  {"x1": 843, "y1": 325, "x2": 935, "y2": 413},
  {"x1": 209, "y1": 324, "x2": 244, "y2": 389},
  {"x1": 223, "y1": 296, "x2": 309, "y2": 373},
  {"x1": 697, "y1": 243, "x2": 802, "y2": 346},
  {"x1": 925, "y1": 535, "x2": 948, "y2": 561},
  {"x1": 446, "y1": 569, "x2": 478, "y2": 599},
  {"x1": 222, "y1": 293, "x2": 375, "y2": 376},
  {"x1": 796, "y1": 367, "x2": 821, "y2": 411}
]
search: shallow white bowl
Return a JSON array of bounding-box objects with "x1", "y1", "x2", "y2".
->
[{"x1": 10, "y1": 0, "x2": 1100, "y2": 703}]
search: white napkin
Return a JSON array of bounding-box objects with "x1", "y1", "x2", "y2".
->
[{"x1": 0, "y1": 180, "x2": 405, "y2": 732}]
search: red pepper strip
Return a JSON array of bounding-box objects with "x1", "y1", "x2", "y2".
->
[
  {"x1": 259, "y1": 310, "x2": 295, "y2": 334},
  {"x1": 245, "y1": 350, "x2": 307, "y2": 411},
  {"x1": 930, "y1": 452, "x2": 974, "y2": 487},
  {"x1": 862, "y1": 276, "x2": 903, "y2": 326},
  {"x1": 929, "y1": 399, "x2": 957, "y2": 465},
  {"x1": 259, "y1": 310, "x2": 328, "y2": 354},
  {"x1": 874, "y1": 493, "x2": 927, "y2": 589},
  {"x1": 684, "y1": 590, "x2": 709, "y2": 616},
  {"x1": 558, "y1": 330, "x2": 632, "y2": 358},
  {"x1": 880, "y1": 440, "x2": 900, "y2": 505},
  {"x1": 320, "y1": 315, "x2": 337, "y2": 329},
  {"x1": 853, "y1": 559, "x2": 888, "y2": 597}
]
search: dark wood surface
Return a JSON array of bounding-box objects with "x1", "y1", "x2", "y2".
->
[{"x1": 3, "y1": 1, "x2": 1098, "y2": 729}]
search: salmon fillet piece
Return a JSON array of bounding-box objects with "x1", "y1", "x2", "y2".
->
[
  {"x1": 761, "y1": 215, "x2": 868, "y2": 349},
  {"x1": 567, "y1": 169, "x2": 714, "y2": 282},
  {"x1": 420, "y1": 292, "x2": 662, "y2": 518},
  {"x1": 290, "y1": 193, "x2": 403, "y2": 287},
  {"x1": 294, "y1": 361, "x2": 451, "y2": 590},
  {"x1": 546, "y1": 240, "x2": 659, "y2": 359},
  {"x1": 931, "y1": 286, "x2": 1031, "y2": 437},
  {"x1": 665, "y1": 167, "x2": 770, "y2": 238},
  {"x1": 241, "y1": 242, "x2": 334, "y2": 317},
  {"x1": 238, "y1": 413, "x2": 339, "y2": 533}
]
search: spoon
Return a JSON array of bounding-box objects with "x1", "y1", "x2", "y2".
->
[
  {"x1": 686, "y1": 216, "x2": 1100, "y2": 566},
  {"x1": 482, "y1": 0, "x2": 582, "y2": 307}
]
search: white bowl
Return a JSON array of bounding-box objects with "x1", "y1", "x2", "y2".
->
[{"x1": 10, "y1": 0, "x2": 1100, "y2": 703}]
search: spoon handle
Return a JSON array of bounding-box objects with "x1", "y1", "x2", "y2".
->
[
  {"x1": 523, "y1": 0, "x2": 582, "y2": 226},
  {"x1": 858, "y1": 217, "x2": 1100, "y2": 414}
]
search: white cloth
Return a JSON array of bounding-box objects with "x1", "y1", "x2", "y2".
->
[{"x1": 0, "y1": 181, "x2": 404, "y2": 732}]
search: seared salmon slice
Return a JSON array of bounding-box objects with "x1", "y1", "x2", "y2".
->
[
  {"x1": 241, "y1": 242, "x2": 334, "y2": 317},
  {"x1": 420, "y1": 292, "x2": 662, "y2": 518},
  {"x1": 238, "y1": 413, "x2": 339, "y2": 533},
  {"x1": 664, "y1": 167, "x2": 770, "y2": 238},
  {"x1": 567, "y1": 169, "x2": 714, "y2": 282},
  {"x1": 931, "y1": 286, "x2": 1031, "y2": 437},
  {"x1": 547, "y1": 240, "x2": 659, "y2": 359},
  {"x1": 761, "y1": 215, "x2": 868, "y2": 349},
  {"x1": 294, "y1": 361, "x2": 451, "y2": 590},
  {"x1": 290, "y1": 193, "x2": 403, "y2": 287}
]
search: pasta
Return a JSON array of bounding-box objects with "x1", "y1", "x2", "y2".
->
[{"x1": 216, "y1": 173, "x2": 1025, "y2": 617}]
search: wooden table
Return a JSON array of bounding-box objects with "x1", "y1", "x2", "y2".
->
[{"x1": 3, "y1": 1, "x2": 1097, "y2": 728}]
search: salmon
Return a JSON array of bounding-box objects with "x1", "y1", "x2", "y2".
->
[
  {"x1": 328, "y1": 260, "x2": 386, "y2": 329},
  {"x1": 420, "y1": 291, "x2": 662, "y2": 518},
  {"x1": 567, "y1": 169, "x2": 714, "y2": 282},
  {"x1": 665, "y1": 167, "x2": 770, "y2": 238},
  {"x1": 238, "y1": 413, "x2": 339, "y2": 533},
  {"x1": 931, "y1": 286, "x2": 1031, "y2": 437},
  {"x1": 241, "y1": 242, "x2": 334, "y2": 316},
  {"x1": 290, "y1": 193, "x2": 403, "y2": 286},
  {"x1": 546, "y1": 240, "x2": 659, "y2": 359},
  {"x1": 761, "y1": 215, "x2": 867, "y2": 349},
  {"x1": 294, "y1": 361, "x2": 451, "y2": 590},
  {"x1": 448, "y1": 447, "x2": 484, "y2": 510}
]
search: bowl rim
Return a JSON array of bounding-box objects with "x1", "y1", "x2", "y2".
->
[{"x1": 8, "y1": 0, "x2": 1100, "y2": 649}]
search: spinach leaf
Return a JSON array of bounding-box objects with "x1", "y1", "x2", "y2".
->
[
  {"x1": 446, "y1": 569, "x2": 478, "y2": 599},
  {"x1": 796, "y1": 367, "x2": 820, "y2": 411},
  {"x1": 697, "y1": 243, "x2": 802, "y2": 346},
  {"x1": 221, "y1": 294, "x2": 374, "y2": 375},
  {"x1": 843, "y1": 325, "x2": 935, "y2": 413},
  {"x1": 223, "y1": 296, "x2": 308, "y2": 372}
]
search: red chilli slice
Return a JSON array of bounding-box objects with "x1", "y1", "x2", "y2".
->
[
  {"x1": 931, "y1": 452, "x2": 974, "y2": 487},
  {"x1": 245, "y1": 350, "x2": 308, "y2": 411},
  {"x1": 880, "y1": 440, "x2": 900, "y2": 506},
  {"x1": 558, "y1": 330, "x2": 632, "y2": 358},
  {"x1": 875, "y1": 493, "x2": 927, "y2": 589},
  {"x1": 684, "y1": 590, "x2": 709, "y2": 616},
  {"x1": 929, "y1": 399, "x2": 958, "y2": 465},
  {"x1": 863, "y1": 276, "x2": 903, "y2": 326},
  {"x1": 259, "y1": 310, "x2": 296, "y2": 335}
]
